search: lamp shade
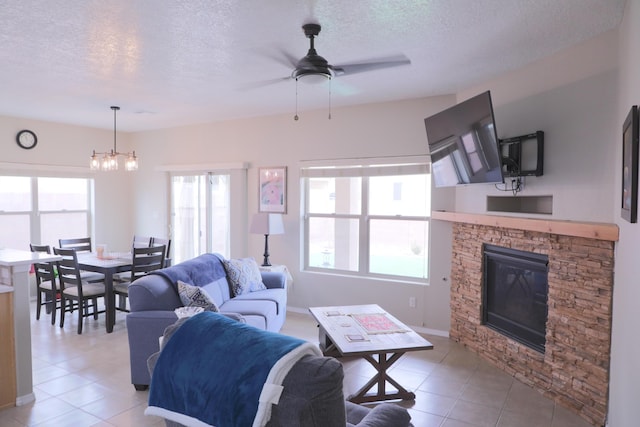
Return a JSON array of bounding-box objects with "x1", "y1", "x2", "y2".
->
[{"x1": 250, "y1": 213, "x2": 284, "y2": 235}]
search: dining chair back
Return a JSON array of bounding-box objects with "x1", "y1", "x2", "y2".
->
[
  {"x1": 133, "y1": 235, "x2": 152, "y2": 249},
  {"x1": 54, "y1": 247, "x2": 106, "y2": 334},
  {"x1": 151, "y1": 237, "x2": 171, "y2": 266},
  {"x1": 114, "y1": 244, "x2": 166, "y2": 313},
  {"x1": 58, "y1": 237, "x2": 93, "y2": 253},
  {"x1": 30, "y1": 244, "x2": 60, "y2": 325},
  {"x1": 58, "y1": 237, "x2": 105, "y2": 282}
]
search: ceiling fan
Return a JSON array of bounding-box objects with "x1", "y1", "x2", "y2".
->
[
  {"x1": 246, "y1": 23, "x2": 411, "y2": 120},
  {"x1": 247, "y1": 23, "x2": 411, "y2": 88},
  {"x1": 289, "y1": 23, "x2": 411, "y2": 82}
]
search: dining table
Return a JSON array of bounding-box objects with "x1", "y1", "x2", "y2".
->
[{"x1": 76, "y1": 251, "x2": 132, "y2": 333}]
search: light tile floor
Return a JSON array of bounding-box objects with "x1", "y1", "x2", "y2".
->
[{"x1": 0, "y1": 305, "x2": 593, "y2": 427}]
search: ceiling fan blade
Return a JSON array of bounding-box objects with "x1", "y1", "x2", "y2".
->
[
  {"x1": 265, "y1": 48, "x2": 299, "y2": 70},
  {"x1": 237, "y1": 76, "x2": 292, "y2": 91},
  {"x1": 331, "y1": 54, "x2": 411, "y2": 77}
]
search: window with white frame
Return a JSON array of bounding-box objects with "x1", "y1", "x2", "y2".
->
[
  {"x1": 302, "y1": 158, "x2": 431, "y2": 281},
  {"x1": 0, "y1": 175, "x2": 93, "y2": 251}
]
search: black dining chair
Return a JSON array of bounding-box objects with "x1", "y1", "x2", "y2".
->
[
  {"x1": 151, "y1": 237, "x2": 172, "y2": 266},
  {"x1": 133, "y1": 235, "x2": 152, "y2": 249},
  {"x1": 54, "y1": 247, "x2": 106, "y2": 334},
  {"x1": 30, "y1": 244, "x2": 61, "y2": 325},
  {"x1": 58, "y1": 237, "x2": 105, "y2": 282},
  {"x1": 114, "y1": 245, "x2": 166, "y2": 312},
  {"x1": 113, "y1": 235, "x2": 152, "y2": 285},
  {"x1": 58, "y1": 237, "x2": 93, "y2": 252}
]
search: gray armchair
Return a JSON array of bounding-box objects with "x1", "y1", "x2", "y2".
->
[
  {"x1": 271, "y1": 354, "x2": 413, "y2": 427},
  {"x1": 147, "y1": 316, "x2": 412, "y2": 427}
]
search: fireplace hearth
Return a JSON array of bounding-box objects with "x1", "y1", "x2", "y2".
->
[{"x1": 482, "y1": 244, "x2": 548, "y2": 353}]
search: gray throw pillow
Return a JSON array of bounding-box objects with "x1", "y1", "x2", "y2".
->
[
  {"x1": 177, "y1": 280, "x2": 219, "y2": 312},
  {"x1": 222, "y1": 257, "x2": 266, "y2": 296}
]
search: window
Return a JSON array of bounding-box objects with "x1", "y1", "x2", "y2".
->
[
  {"x1": 302, "y1": 158, "x2": 430, "y2": 281},
  {"x1": 0, "y1": 176, "x2": 31, "y2": 251},
  {"x1": 0, "y1": 175, "x2": 93, "y2": 251},
  {"x1": 171, "y1": 173, "x2": 231, "y2": 263},
  {"x1": 38, "y1": 177, "x2": 91, "y2": 249}
]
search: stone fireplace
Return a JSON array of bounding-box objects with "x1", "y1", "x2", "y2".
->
[{"x1": 432, "y1": 211, "x2": 618, "y2": 427}]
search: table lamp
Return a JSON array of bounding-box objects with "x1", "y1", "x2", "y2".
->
[{"x1": 250, "y1": 213, "x2": 284, "y2": 266}]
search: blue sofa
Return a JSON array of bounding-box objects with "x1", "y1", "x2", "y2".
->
[{"x1": 126, "y1": 253, "x2": 287, "y2": 390}]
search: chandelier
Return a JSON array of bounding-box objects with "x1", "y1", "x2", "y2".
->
[{"x1": 90, "y1": 106, "x2": 138, "y2": 171}]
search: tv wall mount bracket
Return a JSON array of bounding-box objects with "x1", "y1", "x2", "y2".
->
[{"x1": 498, "y1": 131, "x2": 544, "y2": 178}]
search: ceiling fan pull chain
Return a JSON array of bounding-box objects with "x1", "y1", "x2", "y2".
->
[
  {"x1": 294, "y1": 78, "x2": 299, "y2": 121},
  {"x1": 328, "y1": 78, "x2": 332, "y2": 120}
]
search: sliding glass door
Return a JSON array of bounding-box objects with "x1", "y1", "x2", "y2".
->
[{"x1": 170, "y1": 173, "x2": 230, "y2": 264}]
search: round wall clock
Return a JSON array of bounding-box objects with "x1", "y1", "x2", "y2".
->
[{"x1": 16, "y1": 129, "x2": 38, "y2": 150}]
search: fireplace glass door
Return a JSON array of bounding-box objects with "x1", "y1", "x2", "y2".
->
[{"x1": 482, "y1": 244, "x2": 549, "y2": 353}]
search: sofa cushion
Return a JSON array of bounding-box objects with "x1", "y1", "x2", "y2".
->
[
  {"x1": 233, "y1": 288, "x2": 287, "y2": 315},
  {"x1": 200, "y1": 276, "x2": 232, "y2": 306},
  {"x1": 220, "y1": 299, "x2": 276, "y2": 326},
  {"x1": 177, "y1": 281, "x2": 219, "y2": 312},
  {"x1": 223, "y1": 257, "x2": 266, "y2": 296}
]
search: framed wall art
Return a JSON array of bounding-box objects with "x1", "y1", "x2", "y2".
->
[
  {"x1": 259, "y1": 167, "x2": 287, "y2": 213},
  {"x1": 622, "y1": 105, "x2": 638, "y2": 223}
]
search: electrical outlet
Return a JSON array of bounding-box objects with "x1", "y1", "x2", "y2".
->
[{"x1": 409, "y1": 296, "x2": 416, "y2": 308}]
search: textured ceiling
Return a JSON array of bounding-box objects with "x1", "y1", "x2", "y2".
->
[{"x1": 0, "y1": 0, "x2": 626, "y2": 131}]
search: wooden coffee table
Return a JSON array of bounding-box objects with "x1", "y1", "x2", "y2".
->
[{"x1": 309, "y1": 304, "x2": 433, "y2": 404}]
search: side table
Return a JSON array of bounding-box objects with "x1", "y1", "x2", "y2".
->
[{"x1": 259, "y1": 264, "x2": 293, "y2": 288}]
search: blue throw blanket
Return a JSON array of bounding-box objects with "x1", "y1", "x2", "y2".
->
[
  {"x1": 151, "y1": 253, "x2": 226, "y2": 289},
  {"x1": 145, "y1": 312, "x2": 321, "y2": 427}
]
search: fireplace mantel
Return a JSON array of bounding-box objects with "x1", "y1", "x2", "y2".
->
[{"x1": 432, "y1": 210, "x2": 619, "y2": 242}]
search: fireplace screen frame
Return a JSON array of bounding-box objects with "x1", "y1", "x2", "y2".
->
[{"x1": 482, "y1": 244, "x2": 549, "y2": 353}]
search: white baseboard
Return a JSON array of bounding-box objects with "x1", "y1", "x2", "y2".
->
[
  {"x1": 411, "y1": 325, "x2": 449, "y2": 337},
  {"x1": 16, "y1": 392, "x2": 35, "y2": 406},
  {"x1": 287, "y1": 306, "x2": 313, "y2": 316}
]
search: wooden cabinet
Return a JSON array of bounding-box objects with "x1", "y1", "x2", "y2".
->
[{"x1": 0, "y1": 289, "x2": 16, "y2": 409}]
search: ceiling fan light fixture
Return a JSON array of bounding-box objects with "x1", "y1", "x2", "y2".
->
[
  {"x1": 292, "y1": 53, "x2": 333, "y2": 83},
  {"x1": 294, "y1": 70, "x2": 332, "y2": 84}
]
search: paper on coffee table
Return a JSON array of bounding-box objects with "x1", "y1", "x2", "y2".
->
[{"x1": 349, "y1": 312, "x2": 409, "y2": 334}]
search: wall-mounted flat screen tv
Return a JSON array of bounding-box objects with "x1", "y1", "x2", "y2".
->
[{"x1": 424, "y1": 91, "x2": 504, "y2": 187}]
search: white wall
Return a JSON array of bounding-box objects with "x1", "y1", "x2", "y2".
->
[
  {"x1": 609, "y1": 1, "x2": 640, "y2": 425},
  {"x1": 455, "y1": 29, "x2": 619, "y2": 222},
  {"x1": 0, "y1": 116, "x2": 135, "y2": 251}
]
